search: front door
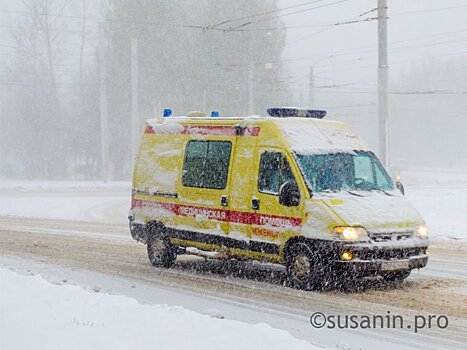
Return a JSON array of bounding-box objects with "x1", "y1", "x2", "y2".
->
[
  {"x1": 250, "y1": 148, "x2": 304, "y2": 248},
  {"x1": 227, "y1": 147, "x2": 304, "y2": 260}
]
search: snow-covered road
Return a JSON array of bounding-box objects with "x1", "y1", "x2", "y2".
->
[
  {"x1": 0, "y1": 215, "x2": 466, "y2": 350},
  {"x1": 1, "y1": 173, "x2": 466, "y2": 349}
]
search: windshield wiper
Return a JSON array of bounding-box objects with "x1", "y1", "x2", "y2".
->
[
  {"x1": 345, "y1": 190, "x2": 365, "y2": 197},
  {"x1": 371, "y1": 188, "x2": 394, "y2": 196}
]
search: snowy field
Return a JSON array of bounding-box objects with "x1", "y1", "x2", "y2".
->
[
  {"x1": 1, "y1": 168, "x2": 466, "y2": 242},
  {"x1": 402, "y1": 168, "x2": 467, "y2": 242},
  {"x1": 0, "y1": 266, "x2": 318, "y2": 350},
  {"x1": 0, "y1": 181, "x2": 130, "y2": 225}
]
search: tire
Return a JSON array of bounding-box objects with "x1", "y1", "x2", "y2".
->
[
  {"x1": 285, "y1": 242, "x2": 335, "y2": 291},
  {"x1": 382, "y1": 270, "x2": 411, "y2": 282},
  {"x1": 146, "y1": 224, "x2": 176, "y2": 268}
]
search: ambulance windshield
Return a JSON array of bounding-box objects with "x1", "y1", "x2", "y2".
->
[{"x1": 295, "y1": 151, "x2": 394, "y2": 193}]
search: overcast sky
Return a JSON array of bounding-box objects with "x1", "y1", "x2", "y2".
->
[
  {"x1": 279, "y1": 0, "x2": 467, "y2": 89},
  {"x1": 2, "y1": 0, "x2": 466, "y2": 89},
  {"x1": 1, "y1": 0, "x2": 466, "y2": 172}
]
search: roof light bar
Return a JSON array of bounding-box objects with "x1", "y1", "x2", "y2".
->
[{"x1": 266, "y1": 107, "x2": 326, "y2": 119}]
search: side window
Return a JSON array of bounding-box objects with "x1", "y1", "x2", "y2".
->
[
  {"x1": 258, "y1": 152, "x2": 281, "y2": 194},
  {"x1": 203, "y1": 141, "x2": 232, "y2": 188},
  {"x1": 182, "y1": 140, "x2": 232, "y2": 189},
  {"x1": 182, "y1": 141, "x2": 207, "y2": 188},
  {"x1": 258, "y1": 151, "x2": 295, "y2": 195}
]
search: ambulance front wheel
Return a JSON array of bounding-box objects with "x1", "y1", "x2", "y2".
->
[
  {"x1": 285, "y1": 242, "x2": 334, "y2": 291},
  {"x1": 146, "y1": 225, "x2": 176, "y2": 268}
]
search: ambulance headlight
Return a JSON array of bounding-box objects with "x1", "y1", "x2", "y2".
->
[
  {"x1": 416, "y1": 224, "x2": 428, "y2": 238},
  {"x1": 334, "y1": 227, "x2": 369, "y2": 241}
]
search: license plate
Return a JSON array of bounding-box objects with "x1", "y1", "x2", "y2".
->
[{"x1": 381, "y1": 260, "x2": 409, "y2": 271}]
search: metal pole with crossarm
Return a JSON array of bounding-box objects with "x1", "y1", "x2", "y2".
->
[
  {"x1": 131, "y1": 38, "x2": 139, "y2": 162},
  {"x1": 378, "y1": 0, "x2": 389, "y2": 168},
  {"x1": 99, "y1": 24, "x2": 110, "y2": 182}
]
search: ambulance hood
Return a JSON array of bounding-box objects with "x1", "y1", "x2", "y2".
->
[{"x1": 318, "y1": 190, "x2": 425, "y2": 233}]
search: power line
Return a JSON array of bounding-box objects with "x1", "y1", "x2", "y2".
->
[
  {"x1": 0, "y1": 81, "x2": 96, "y2": 87},
  {"x1": 0, "y1": 2, "x2": 364, "y2": 35},
  {"x1": 391, "y1": 4, "x2": 467, "y2": 16},
  {"x1": 0, "y1": 24, "x2": 98, "y2": 35},
  {"x1": 325, "y1": 103, "x2": 375, "y2": 109},
  {"x1": 331, "y1": 49, "x2": 467, "y2": 74},
  {"x1": 204, "y1": 0, "x2": 329, "y2": 30},
  {"x1": 224, "y1": 0, "x2": 350, "y2": 32},
  {"x1": 286, "y1": 6, "x2": 379, "y2": 46},
  {"x1": 311, "y1": 88, "x2": 467, "y2": 95},
  {"x1": 279, "y1": 36, "x2": 467, "y2": 79},
  {"x1": 0, "y1": 9, "x2": 205, "y2": 30}
]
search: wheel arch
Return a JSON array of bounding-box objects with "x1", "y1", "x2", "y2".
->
[
  {"x1": 145, "y1": 220, "x2": 167, "y2": 238},
  {"x1": 283, "y1": 236, "x2": 335, "y2": 262}
]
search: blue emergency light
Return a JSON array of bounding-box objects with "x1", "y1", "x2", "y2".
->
[
  {"x1": 211, "y1": 111, "x2": 219, "y2": 118},
  {"x1": 163, "y1": 109, "x2": 172, "y2": 117},
  {"x1": 266, "y1": 107, "x2": 326, "y2": 119}
]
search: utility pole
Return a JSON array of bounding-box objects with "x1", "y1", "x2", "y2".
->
[
  {"x1": 378, "y1": 0, "x2": 389, "y2": 168},
  {"x1": 131, "y1": 38, "x2": 139, "y2": 161},
  {"x1": 309, "y1": 66, "x2": 314, "y2": 107},
  {"x1": 98, "y1": 28, "x2": 109, "y2": 182}
]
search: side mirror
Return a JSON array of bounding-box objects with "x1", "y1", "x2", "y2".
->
[
  {"x1": 279, "y1": 181, "x2": 300, "y2": 207},
  {"x1": 395, "y1": 181, "x2": 405, "y2": 195}
]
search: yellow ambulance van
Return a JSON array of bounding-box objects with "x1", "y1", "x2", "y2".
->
[{"x1": 129, "y1": 107, "x2": 428, "y2": 290}]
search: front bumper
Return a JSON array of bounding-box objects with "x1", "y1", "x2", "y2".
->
[
  {"x1": 331, "y1": 243, "x2": 429, "y2": 277},
  {"x1": 334, "y1": 254, "x2": 428, "y2": 277}
]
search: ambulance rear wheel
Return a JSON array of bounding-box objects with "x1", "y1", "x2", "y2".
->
[
  {"x1": 286, "y1": 242, "x2": 332, "y2": 291},
  {"x1": 147, "y1": 232, "x2": 176, "y2": 268}
]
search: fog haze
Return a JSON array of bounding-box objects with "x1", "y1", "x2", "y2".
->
[{"x1": 1, "y1": 0, "x2": 466, "y2": 180}]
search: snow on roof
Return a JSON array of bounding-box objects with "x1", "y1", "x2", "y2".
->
[
  {"x1": 146, "y1": 115, "x2": 369, "y2": 154},
  {"x1": 273, "y1": 117, "x2": 369, "y2": 154}
]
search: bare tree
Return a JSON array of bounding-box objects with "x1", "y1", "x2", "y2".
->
[{"x1": 1, "y1": 0, "x2": 69, "y2": 179}]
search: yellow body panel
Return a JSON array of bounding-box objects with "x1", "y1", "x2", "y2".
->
[{"x1": 132, "y1": 117, "x2": 316, "y2": 262}]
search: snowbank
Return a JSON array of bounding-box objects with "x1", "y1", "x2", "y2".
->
[
  {"x1": 401, "y1": 168, "x2": 467, "y2": 242},
  {"x1": 0, "y1": 180, "x2": 130, "y2": 192},
  {"x1": 0, "y1": 181, "x2": 130, "y2": 224},
  {"x1": 0, "y1": 267, "x2": 320, "y2": 350}
]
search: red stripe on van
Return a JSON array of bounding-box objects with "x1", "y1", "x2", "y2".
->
[{"x1": 132, "y1": 199, "x2": 301, "y2": 228}]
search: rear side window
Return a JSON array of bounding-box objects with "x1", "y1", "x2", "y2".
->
[
  {"x1": 258, "y1": 151, "x2": 295, "y2": 194},
  {"x1": 182, "y1": 140, "x2": 232, "y2": 189}
]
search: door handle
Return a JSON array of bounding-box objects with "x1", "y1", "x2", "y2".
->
[
  {"x1": 221, "y1": 195, "x2": 228, "y2": 207},
  {"x1": 252, "y1": 198, "x2": 260, "y2": 210}
]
